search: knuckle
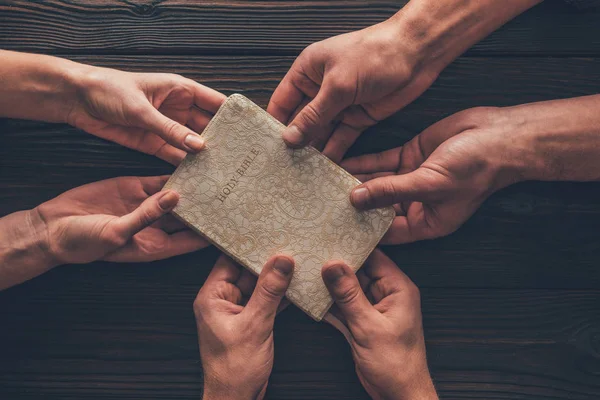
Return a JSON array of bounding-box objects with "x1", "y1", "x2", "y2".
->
[
  {"x1": 139, "y1": 207, "x2": 158, "y2": 227},
  {"x1": 377, "y1": 179, "x2": 399, "y2": 203},
  {"x1": 327, "y1": 77, "x2": 354, "y2": 99},
  {"x1": 299, "y1": 102, "x2": 324, "y2": 128},
  {"x1": 335, "y1": 282, "x2": 361, "y2": 305},
  {"x1": 257, "y1": 277, "x2": 285, "y2": 302},
  {"x1": 163, "y1": 119, "x2": 185, "y2": 140}
]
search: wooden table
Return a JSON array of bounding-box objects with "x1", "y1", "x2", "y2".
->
[{"x1": 1, "y1": 1, "x2": 600, "y2": 399}]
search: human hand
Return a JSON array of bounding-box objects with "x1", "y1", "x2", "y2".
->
[
  {"x1": 33, "y1": 176, "x2": 208, "y2": 265},
  {"x1": 267, "y1": 18, "x2": 438, "y2": 163},
  {"x1": 67, "y1": 67, "x2": 226, "y2": 165},
  {"x1": 194, "y1": 254, "x2": 294, "y2": 400},
  {"x1": 267, "y1": 0, "x2": 542, "y2": 163},
  {"x1": 322, "y1": 250, "x2": 437, "y2": 400},
  {"x1": 343, "y1": 107, "x2": 520, "y2": 244}
]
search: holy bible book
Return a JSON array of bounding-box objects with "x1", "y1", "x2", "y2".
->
[{"x1": 164, "y1": 94, "x2": 395, "y2": 321}]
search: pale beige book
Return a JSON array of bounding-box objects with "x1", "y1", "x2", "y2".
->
[{"x1": 164, "y1": 94, "x2": 395, "y2": 321}]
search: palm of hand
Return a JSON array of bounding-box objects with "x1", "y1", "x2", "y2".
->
[
  {"x1": 68, "y1": 70, "x2": 218, "y2": 165},
  {"x1": 36, "y1": 176, "x2": 200, "y2": 264},
  {"x1": 344, "y1": 114, "x2": 499, "y2": 243},
  {"x1": 268, "y1": 22, "x2": 439, "y2": 162}
]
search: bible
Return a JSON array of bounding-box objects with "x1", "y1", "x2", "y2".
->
[{"x1": 164, "y1": 94, "x2": 394, "y2": 320}]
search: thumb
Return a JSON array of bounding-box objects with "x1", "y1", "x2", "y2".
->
[
  {"x1": 322, "y1": 263, "x2": 375, "y2": 327},
  {"x1": 351, "y1": 168, "x2": 444, "y2": 210},
  {"x1": 282, "y1": 85, "x2": 349, "y2": 148},
  {"x1": 138, "y1": 106, "x2": 206, "y2": 153},
  {"x1": 111, "y1": 190, "x2": 179, "y2": 239},
  {"x1": 244, "y1": 255, "x2": 295, "y2": 321}
]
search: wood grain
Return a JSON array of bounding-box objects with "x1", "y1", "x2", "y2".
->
[
  {"x1": 0, "y1": 1, "x2": 599, "y2": 56},
  {"x1": 0, "y1": 261, "x2": 598, "y2": 399},
  {"x1": 2, "y1": 55, "x2": 600, "y2": 290},
  {"x1": 2, "y1": 1, "x2": 600, "y2": 399}
]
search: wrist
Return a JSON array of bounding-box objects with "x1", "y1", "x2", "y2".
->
[
  {"x1": 499, "y1": 95, "x2": 600, "y2": 183},
  {"x1": 396, "y1": 368, "x2": 438, "y2": 400},
  {"x1": 0, "y1": 208, "x2": 59, "y2": 291},
  {"x1": 202, "y1": 370, "x2": 262, "y2": 400},
  {"x1": 389, "y1": 0, "x2": 543, "y2": 73}
]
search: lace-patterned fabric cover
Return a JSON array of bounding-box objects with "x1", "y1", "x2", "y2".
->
[{"x1": 164, "y1": 94, "x2": 395, "y2": 320}]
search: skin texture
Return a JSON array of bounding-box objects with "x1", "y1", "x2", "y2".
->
[
  {"x1": 322, "y1": 250, "x2": 437, "y2": 400},
  {"x1": 0, "y1": 50, "x2": 226, "y2": 165},
  {"x1": 194, "y1": 255, "x2": 295, "y2": 400},
  {"x1": 0, "y1": 176, "x2": 208, "y2": 291},
  {"x1": 268, "y1": 0, "x2": 542, "y2": 163},
  {"x1": 345, "y1": 95, "x2": 600, "y2": 244}
]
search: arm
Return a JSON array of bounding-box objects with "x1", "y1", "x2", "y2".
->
[
  {"x1": 0, "y1": 50, "x2": 226, "y2": 165},
  {"x1": 0, "y1": 176, "x2": 208, "y2": 291},
  {"x1": 268, "y1": 0, "x2": 542, "y2": 163},
  {"x1": 344, "y1": 94, "x2": 600, "y2": 243}
]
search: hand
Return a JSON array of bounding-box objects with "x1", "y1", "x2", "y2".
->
[
  {"x1": 268, "y1": 19, "x2": 438, "y2": 163},
  {"x1": 67, "y1": 67, "x2": 226, "y2": 165},
  {"x1": 322, "y1": 250, "x2": 437, "y2": 400},
  {"x1": 267, "y1": 0, "x2": 542, "y2": 163},
  {"x1": 194, "y1": 255, "x2": 295, "y2": 400},
  {"x1": 34, "y1": 176, "x2": 208, "y2": 264},
  {"x1": 343, "y1": 107, "x2": 518, "y2": 244}
]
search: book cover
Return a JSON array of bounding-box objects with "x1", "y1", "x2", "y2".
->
[{"x1": 164, "y1": 94, "x2": 394, "y2": 320}]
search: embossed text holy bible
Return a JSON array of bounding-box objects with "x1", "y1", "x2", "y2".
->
[{"x1": 164, "y1": 94, "x2": 395, "y2": 321}]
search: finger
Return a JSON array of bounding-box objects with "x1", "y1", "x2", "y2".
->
[
  {"x1": 354, "y1": 171, "x2": 396, "y2": 183},
  {"x1": 138, "y1": 106, "x2": 206, "y2": 153},
  {"x1": 351, "y1": 168, "x2": 446, "y2": 210},
  {"x1": 323, "y1": 122, "x2": 363, "y2": 163},
  {"x1": 362, "y1": 249, "x2": 413, "y2": 303},
  {"x1": 155, "y1": 144, "x2": 186, "y2": 165},
  {"x1": 205, "y1": 255, "x2": 243, "y2": 285},
  {"x1": 104, "y1": 229, "x2": 208, "y2": 262},
  {"x1": 323, "y1": 311, "x2": 352, "y2": 343},
  {"x1": 341, "y1": 147, "x2": 402, "y2": 175},
  {"x1": 151, "y1": 213, "x2": 186, "y2": 233},
  {"x1": 283, "y1": 84, "x2": 350, "y2": 148},
  {"x1": 110, "y1": 190, "x2": 180, "y2": 240},
  {"x1": 236, "y1": 269, "x2": 257, "y2": 298},
  {"x1": 201, "y1": 255, "x2": 244, "y2": 306},
  {"x1": 188, "y1": 107, "x2": 212, "y2": 134},
  {"x1": 321, "y1": 262, "x2": 376, "y2": 326},
  {"x1": 137, "y1": 175, "x2": 171, "y2": 196},
  {"x1": 267, "y1": 70, "x2": 307, "y2": 124},
  {"x1": 191, "y1": 82, "x2": 227, "y2": 113},
  {"x1": 380, "y1": 212, "x2": 432, "y2": 245},
  {"x1": 244, "y1": 255, "x2": 295, "y2": 322}
]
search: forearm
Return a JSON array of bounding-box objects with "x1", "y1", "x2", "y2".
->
[
  {"x1": 499, "y1": 95, "x2": 600, "y2": 184},
  {"x1": 390, "y1": 0, "x2": 543, "y2": 73},
  {"x1": 0, "y1": 208, "x2": 57, "y2": 291},
  {"x1": 0, "y1": 50, "x2": 90, "y2": 123}
]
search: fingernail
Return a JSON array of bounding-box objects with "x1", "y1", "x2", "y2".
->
[
  {"x1": 183, "y1": 134, "x2": 205, "y2": 152},
  {"x1": 273, "y1": 256, "x2": 294, "y2": 277},
  {"x1": 158, "y1": 190, "x2": 179, "y2": 211},
  {"x1": 323, "y1": 264, "x2": 346, "y2": 284},
  {"x1": 351, "y1": 187, "x2": 370, "y2": 208},
  {"x1": 282, "y1": 125, "x2": 305, "y2": 147}
]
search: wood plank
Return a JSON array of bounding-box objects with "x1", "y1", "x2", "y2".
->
[
  {"x1": 0, "y1": 265, "x2": 598, "y2": 399},
  {"x1": 2, "y1": 55, "x2": 600, "y2": 289},
  {"x1": 0, "y1": 1, "x2": 599, "y2": 56}
]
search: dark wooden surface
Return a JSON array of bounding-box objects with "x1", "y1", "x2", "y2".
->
[{"x1": 1, "y1": 1, "x2": 600, "y2": 399}]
